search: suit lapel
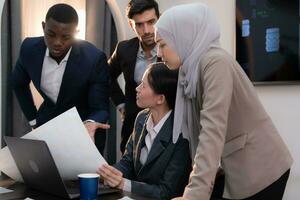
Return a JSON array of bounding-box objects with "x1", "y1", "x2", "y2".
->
[
  {"x1": 134, "y1": 113, "x2": 150, "y2": 173},
  {"x1": 31, "y1": 39, "x2": 47, "y2": 90},
  {"x1": 55, "y1": 43, "x2": 80, "y2": 105},
  {"x1": 126, "y1": 38, "x2": 139, "y2": 82},
  {"x1": 137, "y1": 112, "x2": 173, "y2": 176}
]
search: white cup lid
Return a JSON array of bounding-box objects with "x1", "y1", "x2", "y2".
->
[{"x1": 78, "y1": 173, "x2": 99, "y2": 178}]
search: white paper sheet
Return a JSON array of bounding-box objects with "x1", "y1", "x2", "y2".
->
[
  {"x1": 0, "y1": 107, "x2": 107, "y2": 181},
  {"x1": 0, "y1": 186, "x2": 13, "y2": 194},
  {"x1": 0, "y1": 147, "x2": 23, "y2": 182},
  {"x1": 118, "y1": 197, "x2": 135, "y2": 200}
]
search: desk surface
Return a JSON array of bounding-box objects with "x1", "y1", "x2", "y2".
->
[{"x1": 0, "y1": 175, "x2": 156, "y2": 200}]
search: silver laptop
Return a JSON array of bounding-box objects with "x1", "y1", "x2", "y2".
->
[{"x1": 4, "y1": 136, "x2": 120, "y2": 199}]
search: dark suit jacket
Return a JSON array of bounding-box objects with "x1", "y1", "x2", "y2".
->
[
  {"x1": 12, "y1": 37, "x2": 110, "y2": 126},
  {"x1": 108, "y1": 38, "x2": 141, "y2": 150},
  {"x1": 108, "y1": 37, "x2": 141, "y2": 152},
  {"x1": 115, "y1": 109, "x2": 192, "y2": 200},
  {"x1": 109, "y1": 37, "x2": 140, "y2": 116}
]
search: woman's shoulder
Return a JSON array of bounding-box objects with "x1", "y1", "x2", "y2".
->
[
  {"x1": 132, "y1": 109, "x2": 150, "y2": 135},
  {"x1": 198, "y1": 47, "x2": 236, "y2": 74},
  {"x1": 135, "y1": 108, "x2": 150, "y2": 122},
  {"x1": 201, "y1": 48, "x2": 233, "y2": 65}
]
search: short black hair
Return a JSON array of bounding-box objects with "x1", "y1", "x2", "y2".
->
[
  {"x1": 126, "y1": 0, "x2": 159, "y2": 19},
  {"x1": 45, "y1": 3, "x2": 78, "y2": 25},
  {"x1": 147, "y1": 63, "x2": 178, "y2": 109}
]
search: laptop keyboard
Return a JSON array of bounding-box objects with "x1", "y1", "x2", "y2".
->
[{"x1": 64, "y1": 180, "x2": 79, "y2": 189}]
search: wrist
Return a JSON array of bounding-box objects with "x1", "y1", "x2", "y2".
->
[
  {"x1": 30, "y1": 124, "x2": 38, "y2": 129},
  {"x1": 118, "y1": 178, "x2": 124, "y2": 190},
  {"x1": 122, "y1": 178, "x2": 131, "y2": 192},
  {"x1": 84, "y1": 119, "x2": 95, "y2": 124},
  {"x1": 29, "y1": 119, "x2": 37, "y2": 129}
]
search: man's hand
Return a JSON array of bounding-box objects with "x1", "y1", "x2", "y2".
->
[
  {"x1": 119, "y1": 107, "x2": 125, "y2": 123},
  {"x1": 30, "y1": 125, "x2": 37, "y2": 130},
  {"x1": 172, "y1": 197, "x2": 187, "y2": 200},
  {"x1": 84, "y1": 122, "x2": 110, "y2": 142},
  {"x1": 97, "y1": 164, "x2": 124, "y2": 189}
]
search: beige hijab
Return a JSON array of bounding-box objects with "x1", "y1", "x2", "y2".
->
[{"x1": 155, "y1": 3, "x2": 220, "y2": 157}]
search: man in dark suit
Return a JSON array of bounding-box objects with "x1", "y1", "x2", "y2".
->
[
  {"x1": 12, "y1": 4, "x2": 110, "y2": 153},
  {"x1": 109, "y1": 0, "x2": 160, "y2": 153}
]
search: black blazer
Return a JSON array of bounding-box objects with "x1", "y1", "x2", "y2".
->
[
  {"x1": 115, "y1": 109, "x2": 192, "y2": 200},
  {"x1": 108, "y1": 37, "x2": 141, "y2": 117},
  {"x1": 12, "y1": 37, "x2": 110, "y2": 126}
]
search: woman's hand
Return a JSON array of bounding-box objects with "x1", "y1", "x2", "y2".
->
[{"x1": 97, "y1": 164, "x2": 124, "y2": 189}]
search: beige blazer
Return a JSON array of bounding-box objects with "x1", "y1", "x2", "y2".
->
[{"x1": 183, "y1": 48, "x2": 293, "y2": 200}]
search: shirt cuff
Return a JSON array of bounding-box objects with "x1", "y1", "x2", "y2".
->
[
  {"x1": 116, "y1": 103, "x2": 125, "y2": 110},
  {"x1": 84, "y1": 119, "x2": 95, "y2": 123},
  {"x1": 29, "y1": 119, "x2": 37, "y2": 126},
  {"x1": 122, "y1": 178, "x2": 131, "y2": 192}
]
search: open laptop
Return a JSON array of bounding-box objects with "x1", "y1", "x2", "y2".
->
[{"x1": 4, "y1": 136, "x2": 120, "y2": 199}]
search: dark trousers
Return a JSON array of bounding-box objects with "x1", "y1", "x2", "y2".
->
[
  {"x1": 94, "y1": 128, "x2": 106, "y2": 154},
  {"x1": 219, "y1": 169, "x2": 290, "y2": 200},
  {"x1": 120, "y1": 115, "x2": 136, "y2": 153}
]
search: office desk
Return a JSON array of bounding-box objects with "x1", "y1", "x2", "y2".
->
[{"x1": 0, "y1": 175, "x2": 157, "y2": 200}]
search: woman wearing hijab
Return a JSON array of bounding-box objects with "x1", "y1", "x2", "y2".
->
[
  {"x1": 155, "y1": 3, "x2": 293, "y2": 200},
  {"x1": 98, "y1": 63, "x2": 191, "y2": 199}
]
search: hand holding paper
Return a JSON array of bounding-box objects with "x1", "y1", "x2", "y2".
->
[
  {"x1": 0, "y1": 107, "x2": 107, "y2": 181},
  {"x1": 84, "y1": 121, "x2": 110, "y2": 142}
]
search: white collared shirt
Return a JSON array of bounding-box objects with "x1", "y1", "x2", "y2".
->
[
  {"x1": 122, "y1": 110, "x2": 172, "y2": 192},
  {"x1": 40, "y1": 48, "x2": 72, "y2": 103},
  {"x1": 116, "y1": 44, "x2": 157, "y2": 110},
  {"x1": 140, "y1": 110, "x2": 172, "y2": 164},
  {"x1": 134, "y1": 44, "x2": 157, "y2": 85}
]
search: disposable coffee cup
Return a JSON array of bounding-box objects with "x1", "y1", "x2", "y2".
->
[{"x1": 78, "y1": 173, "x2": 100, "y2": 200}]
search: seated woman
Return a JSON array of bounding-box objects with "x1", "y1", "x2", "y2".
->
[{"x1": 97, "y1": 63, "x2": 192, "y2": 199}]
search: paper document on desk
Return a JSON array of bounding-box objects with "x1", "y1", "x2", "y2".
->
[
  {"x1": 0, "y1": 107, "x2": 107, "y2": 181},
  {"x1": 119, "y1": 197, "x2": 135, "y2": 200}
]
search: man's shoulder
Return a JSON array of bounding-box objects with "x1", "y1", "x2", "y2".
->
[
  {"x1": 112, "y1": 37, "x2": 139, "y2": 59},
  {"x1": 18, "y1": 37, "x2": 45, "y2": 58},
  {"x1": 117, "y1": 37, "x2": 139, "y2": 49},
  {"x1": 75, "y1": 40, "x2": 101, "y2": 51},
  {"x1": 75, "y1": 40, "x2": 106, "y2": 57},
  {"x1": 21, "y1": 36, "x2": 45, "y2": 49}
]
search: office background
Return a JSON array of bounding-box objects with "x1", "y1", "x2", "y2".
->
[{"x1": 0, "y1": 0, "x2": 299, "y2": 199}]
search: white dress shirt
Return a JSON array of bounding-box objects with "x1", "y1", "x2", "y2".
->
[
  {"x1": 40, "y1": 48, "x2": 72, "y2": 103},
  {"x1": 122, "y1": 110, "x2": 172, "y2": 192},
  {"x1": 134, "y1": 44, "x2": 157, "y2": 85}
]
